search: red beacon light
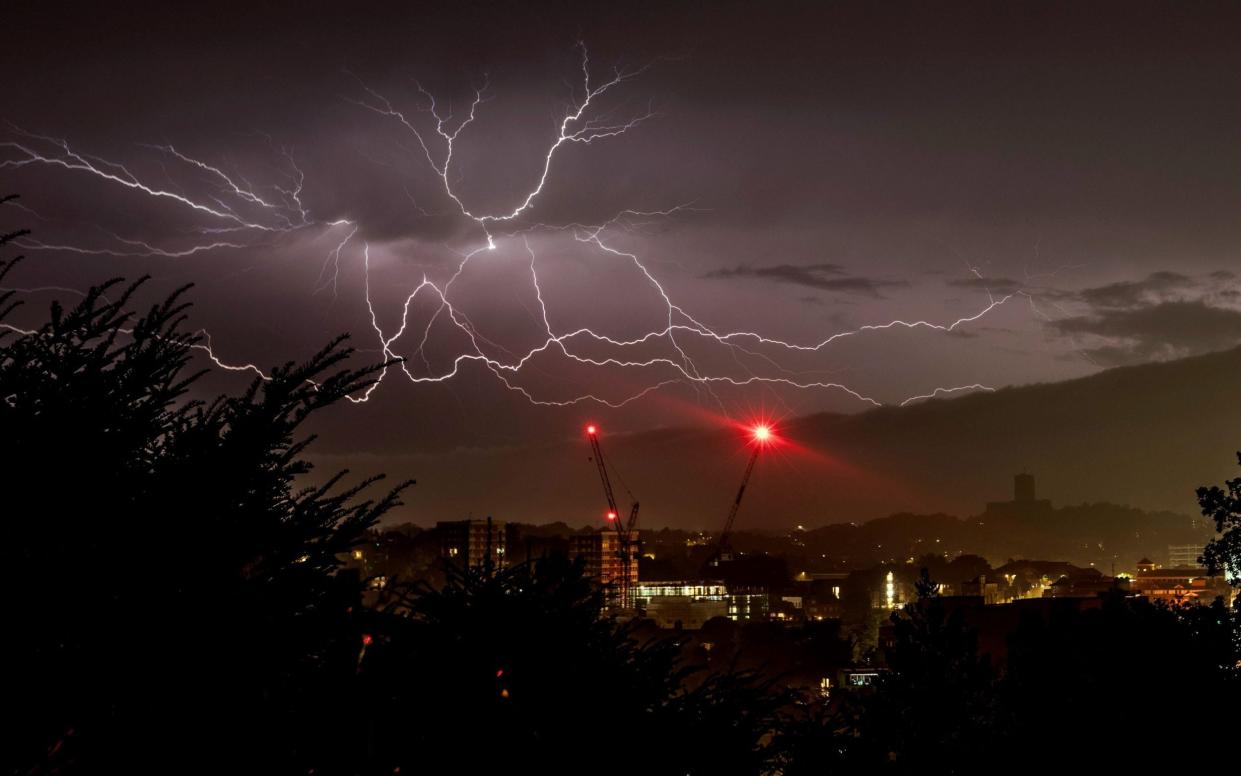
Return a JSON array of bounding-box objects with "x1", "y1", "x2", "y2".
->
[
  {"x1": 586, "y1": 424, "x2": 597, "y2": 435},
  {"x1": 606, "y1": 511, "x2": 618, "y2": 521},
  {"x1": 752, "y1": 424, "x2": 773, "y2": 443}
]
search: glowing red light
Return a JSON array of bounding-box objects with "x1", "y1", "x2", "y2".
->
[
  {"x1": 361, "y1": 634, "x2": 373, "y2": 646},
  {"x1": 586, "y1": 424, "x2": 597, "y2": 435},
  {"x1": 753, "y1": 424, "x2": 772, "y2": 442},
  {"x1": 607, "y1": 511, "x2": 617, "y2": 521}
]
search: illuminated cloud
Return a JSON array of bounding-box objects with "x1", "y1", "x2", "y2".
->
[
  {"x1": 703, "y1": 263, "x2": 908, "y2": 298},
  {"x1": 1053, "y1": 300, "x2": 1241, "y2": 366}
]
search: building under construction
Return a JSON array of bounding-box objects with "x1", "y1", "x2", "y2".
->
[
  {"x1": 570, "y1": 528, "x2": 639, "y2": 603},
  {"x1": 583, "y1": 424, "x2": 642, "y2": 610},
  {"x1": 574, "y1": 420, "x2": 780, "y2": 621}
]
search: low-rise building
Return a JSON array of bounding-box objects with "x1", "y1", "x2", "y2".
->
[
  {"x1": 633, "y1": 581, "x2": 769, "y2": 630},
  {"x1": 1131, "y1": 565, "x2": 1233, "y2": 606},
  {"x1": 1042, "y1": 568, "x2": 1125, "y2": 598}
]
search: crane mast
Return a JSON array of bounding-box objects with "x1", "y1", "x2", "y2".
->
[
  {"x1": 585, "y1": 426, "x2": 639, "y2": 610},
  {"x1": 713, "y1": 446, "x2": 760, "y2": 564},
  {"x1": 587, "y1": 429, "x2": 620, "y2": 519},
  {"x1": 709, "y1": 424, "x2": 772, "y2": 568}
]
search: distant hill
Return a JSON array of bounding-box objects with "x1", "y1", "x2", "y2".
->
[
  {"x1": 792, "y1": 502, "x2": 1210, "y2": 570},
  {"x1": 610, "y1": 344, "x2": 1241, "y2": 529},
  {"x1": 783, "y1": 343, "x2": 1241, "y2": 522},
  {"x1": 369, "y1": 346, "x2": 1241, "y2": 531}
]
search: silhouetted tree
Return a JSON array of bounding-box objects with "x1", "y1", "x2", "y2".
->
[
  {"x1": 0, "y1": 257, "x2": 409, "y2": 772},
  {"x1": 1197, "y1": 451, "x2": 1241, "y2": 586},
  {"x1": 772, "y1": 698, "x2": 854, "y2": 776},
  {"x1": 914, "y1": 566, "x2": 938, "y2": 599},
  {"x1": 848, "y1": 582, "x2": 1002, "y2": 774},
  {"x1": 946, "y1": 554, "x2": 991, "y2": 585},
  {"x1": 1002, "y1": 592, "x2": 1238, "y2": 770},
  {"x1": 349, "y1": 556, "x2": 792, "y2": 776}
]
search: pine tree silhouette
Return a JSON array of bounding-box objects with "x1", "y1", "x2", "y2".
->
[{"x1": 2, "y1": 221, "x2": 411, "y2": 772}]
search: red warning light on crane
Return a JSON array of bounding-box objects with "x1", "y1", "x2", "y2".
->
[
  {"x1": 752, "y1": 424, "x2": 772, "y2": 443},
  {"x1": 586, "y1": 424, "x2": 597, "y2": 435}
]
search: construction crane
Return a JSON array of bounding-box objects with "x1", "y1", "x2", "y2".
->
[
  {"x1": 585, "y1": 424, "x2": 640, "y2": 610},
  {"x1": 708, "y1": 424, "x2": 772, "y2": 568}
]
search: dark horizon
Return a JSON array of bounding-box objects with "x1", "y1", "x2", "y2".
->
[{"x1": 328, "y1": 343, "x2": 1241, "y2": 528}]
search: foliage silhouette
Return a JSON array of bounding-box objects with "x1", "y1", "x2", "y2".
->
[
  {"x1": 1, "y1": 251, "x2": 409, "y2": 772},
  {"x1": 855, "y1": 580, "x2": 1001, "y2": 773},
  {"x1": 1198, "y1": 451, "x2": 1241, "y2": 585},
  {"x1": 1001, "y1": 591, "x2": 1238, "y2": 770},
  {"x1": 348, "y1": 555, "x2": 793, "y2": 776},
  {"x1": 778, "y1": 589, "x2": 1238, "y2": 774}
]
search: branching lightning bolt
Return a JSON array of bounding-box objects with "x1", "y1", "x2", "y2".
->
[{"x1": 0, "y1": 45, "x2": 1046, "y2": 415}]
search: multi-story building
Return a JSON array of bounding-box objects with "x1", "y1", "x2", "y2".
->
[
  {"x1": 436, "y1": 519, "x2": 507, "y2": 571},
  {"x1": 871, "y1": 570, "x2": 916, "y2": 610},
  {"x1": 804, "y1": 591, "x2": 843, "y2": 621},
  {"x1": 789, "y1": 574, "x2": 846, "y2": 620},
  {"x1": 569, "y1": 528, "x2": 638, "y2": 591},
  {"x1": 1167, "y1": 544, "x2": 1205, "y2": 568}
]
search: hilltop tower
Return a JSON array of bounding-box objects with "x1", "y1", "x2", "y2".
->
[
  {"x1": 1014, "y1": 472, "x2": 1036, "y2": 503},
  {"x1": 985, "y1": 472, "x2": 1053, "y2": 519}
]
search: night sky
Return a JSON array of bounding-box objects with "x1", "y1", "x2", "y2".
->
[{"x1": 6, "y1": 1, "x2": 1241, "y2": 526}]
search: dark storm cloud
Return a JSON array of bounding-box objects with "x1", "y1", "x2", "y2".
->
[
  {"x1": 1049, "y1": 269, "x2": 1241, "y2": 366},
  {"x1": 703, "y1": 263, "x2": 907, "y2": 298},
  {"x1": 945, "y1": 277, "x2": 1025, "y2": 295},
  {"x1": 1078, "y1": 271, "x2": 1196, "y2": 309},
  {"x1": 1052, "y1": 300, "x2": 1241, "y2": 366}
]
